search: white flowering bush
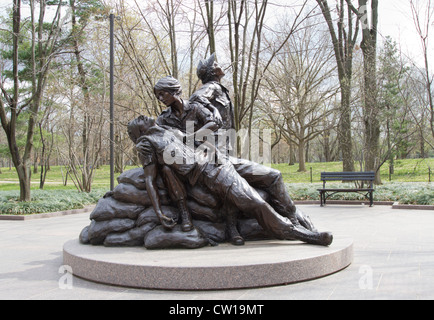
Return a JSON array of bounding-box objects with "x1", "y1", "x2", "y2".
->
[{"x1": 286, "y1": 182, "x2": 434, "y2": 205}]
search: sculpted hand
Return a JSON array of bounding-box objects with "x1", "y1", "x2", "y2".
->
[
  {"x1": 213, "y1": 109, "x2": 223, "y2": 127},
  {"x1": 159, "y1": 213, "x2": 177, "y2": 230},
  {"x1": 170, "y1": 129, "x2": 185, "y2": 141}
]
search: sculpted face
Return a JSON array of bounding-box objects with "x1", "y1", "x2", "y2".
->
[
  {"x1": 140, "y1": 116, "x2": 156, "y2": 131},
  {"x1": 213, "y1": 61, "x2": 225, "y2": 79},
  {"x1": 197, "y1": 54, "x2": 225, "y2": 83},
  {"x1": 155, "y1": 89, "x2": 177, "y2": 107},
  {"x1": 128, "y1": 116, "x2": 156, "y2": 143}
]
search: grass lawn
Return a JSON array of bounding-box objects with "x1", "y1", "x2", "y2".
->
[
  {"x1": 1, "y1": 158, "x2": 433, "y2": 214},
  {"x1": 0, "y1": 165, "x2": 125, "y2": 190},
  {"x1": 274, "y1": 158, "x2": 434, "y2": 183}
]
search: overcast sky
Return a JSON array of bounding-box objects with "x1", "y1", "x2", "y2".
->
[
  {"x1": 378, "y1": 0, "x2": 428, "y2": 65},
  {"x1": 0, "y1": 0, "x2": 430, "y2": 67}
]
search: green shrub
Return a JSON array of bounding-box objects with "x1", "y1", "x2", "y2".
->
[
  {"x1": 286, "y1": 182, "x2": 434, "y2": 205},
  {"x1": 0, "y1": 189, "x2": 106, "y2": 215}
]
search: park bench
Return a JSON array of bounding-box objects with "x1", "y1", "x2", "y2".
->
[{"x1": 318, "y1": 171, "x2": 376, "y2": 207}]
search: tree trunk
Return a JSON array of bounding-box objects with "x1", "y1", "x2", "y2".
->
[
  {"x1": 420, "y1": 125, "x2": 425, "y2": 158},
  {"x1": 13, "y1": 0, "x2": 31, "y2": 202},
  {"x1": 165, "y1": 0, "x2": 179, "y2": 78},
  {"x1": 340, "y1": 77, "x2": 355, "y2": 172},
  {"x1": 316, "y1": 0, "x2": 357, "y2": 172},
  {"x1": 289, "y1": 143, "x2": 296, "y2": 165},
  {"x1": 115, "y1": 133, "x2": 124, "y2": 174},
  {"x1": 205, "y1": 0, "x2": 216, "y2": 54},
  {"x1": 298, "y1": 139, "x2": 306, "y2": 172},
  {"x1": 323, "y1": 128, "x2": 332, "y2": 162},
  {"x1": 18, "y1": 165, "x2": 31, "y2": 202},
  {"x1": 358, "y1": 0, "x2": 381, "y2": 184},
  {"x1": 71, "y1": 0, "x2": 93, "y2": 192}
]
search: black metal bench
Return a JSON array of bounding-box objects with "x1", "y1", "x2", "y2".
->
[{"x1": 318, "y1": 171, "x2": 375, "y2": 207}]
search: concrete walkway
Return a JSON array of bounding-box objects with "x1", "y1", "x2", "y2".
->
[{"x1": 1, "y1": 204, "x2": 433, "y2": 300}]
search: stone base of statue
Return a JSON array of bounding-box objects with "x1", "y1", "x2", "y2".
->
[{"x1": 63, "y1": 236, "x2": 353, "y2": 290}]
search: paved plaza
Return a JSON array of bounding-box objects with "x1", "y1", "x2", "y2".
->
[{"x1": 1, "y1": 204, "x2": 434, "y2": 300}]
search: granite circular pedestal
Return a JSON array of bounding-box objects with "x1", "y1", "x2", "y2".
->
[{"x1": 63, "y1": 236, "x2": 353, "y2": 290}]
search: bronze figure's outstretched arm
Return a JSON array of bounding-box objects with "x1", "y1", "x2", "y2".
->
[{"x1": 143, "y1": 163, "x2": 177, "y2": 230}]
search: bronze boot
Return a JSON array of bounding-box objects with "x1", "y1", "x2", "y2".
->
[
  {"x1": 286, "y1": 225, "x2": 333, "y2": 247},
  {"x1": 178, "y1": 200, "x2": 194, "y2": 232},
  {"x1": 225, "y1": 207, "x2": 244, "y2": 246}
]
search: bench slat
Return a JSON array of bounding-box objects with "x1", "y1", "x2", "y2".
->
[
  {"x1": 321, "y1": 177, "x2": 373, "y2": 180},
  {"x1": 318, "y1": 189, "x2": 374, "y2": 192},
  {"x1": 321, "y1": 172, "x2": 375, "y2": 181}
]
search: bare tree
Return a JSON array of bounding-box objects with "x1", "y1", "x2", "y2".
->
[
  {"x1": 55, "y1": 51, "x2": 106, "y2": 193},
  {"x1": 115, "y1": 0, "x2": 186, "y2": 117},
  {"x1": 156, "y1": 0, "x2": 181, "y2": 78},
  {"x1": 410, "y1": 0, "x2": 434, "y2": 144},
  {"x1": 130, "y1": 0, "x2": 183, "y2": 79},
  {"x1": 346, "y1": 0, "x2": 381, "y2": 184},
  {"x1": 227, "y1": 0, "x2": 313, "y2": 135},
  {"x1": 401, "y1": 65, "x2": 434, "y2": 152},
  {"x1": 316, "y1": 0, "x2": 360, "y2": 172},
  {"x1": 262, "y1": 22, "x2": 338, "y2": 172},
  {"x1": 70, "y1": 0, "x2": 96, "y2": 191}
]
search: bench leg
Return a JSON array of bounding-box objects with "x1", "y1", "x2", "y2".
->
[
  {"x1": 370, "y1": 192, "x2": 373, "y2": 207},
  {"x1": 320, "y1": 192, "x2": 325, "y2": 207}
]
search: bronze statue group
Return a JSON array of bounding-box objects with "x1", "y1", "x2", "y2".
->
[{"x1": 80, "y1": 54, "x2": 333, "y2": 249}]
